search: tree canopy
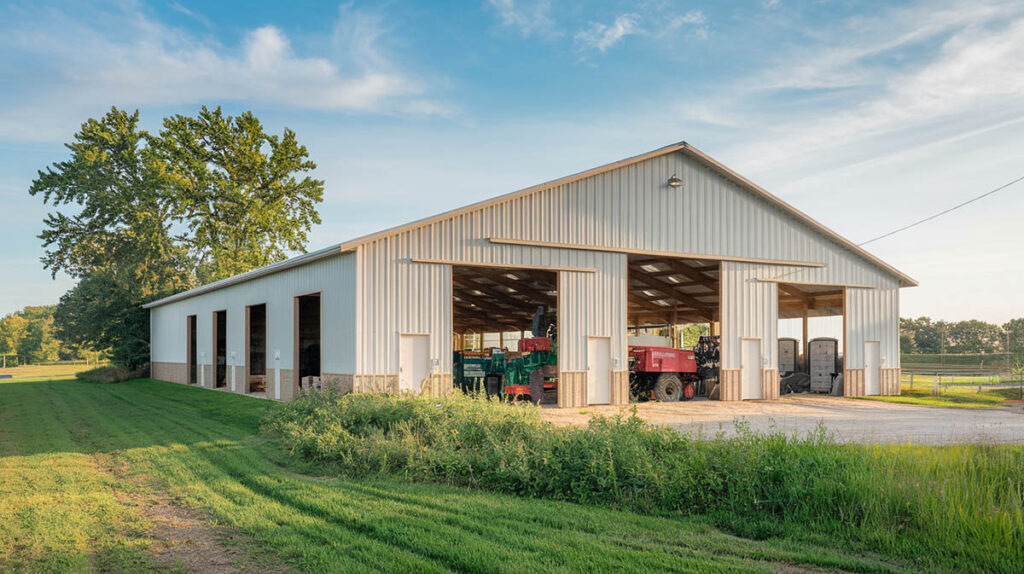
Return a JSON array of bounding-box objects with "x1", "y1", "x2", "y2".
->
[
  {"x1": 0, "y1": 305, "x2": 80, "y2": 365},
  {"x1": 900, "y1": 316, "x2": 1018, "y2": 356},
  {"x1": 30, "y1": 107, "x2": 324, "y2": 367}
]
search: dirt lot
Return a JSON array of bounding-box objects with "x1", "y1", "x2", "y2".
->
[{"x1": 541, "y1": 395, "x2": 1024, "y2": 445}]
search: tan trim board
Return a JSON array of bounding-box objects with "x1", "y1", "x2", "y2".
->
[
  {"x1": 411, "y1": 257, "x2": 597, "y2": 273},
  {"x1": 755, "y1": 278, "x2": 876, "y2": 289},
  {"x1": 488, "y1": 237, "x2": 826, "y2": 268}
]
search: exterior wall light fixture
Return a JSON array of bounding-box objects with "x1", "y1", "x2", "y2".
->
[{"x1": 667, "y1": 173, "x2": 684, "y2": 188}]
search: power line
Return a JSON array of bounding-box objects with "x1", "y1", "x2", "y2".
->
[{"x1": 858, "y1": 174, "x2": 1024, "y2": 246}]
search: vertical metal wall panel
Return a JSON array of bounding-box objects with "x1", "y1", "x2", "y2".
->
[
  {"x1": 490, "y1": 152, "x2": 899, "y2": 289},
  {"x1": 353, "y1": 150, "x2": 904, "y2": 389},
  {"x1": 150, "y1": 253, "x2": 356, "y2": 374},
  {"x1": 355, "y1": 213, "x2": 629, "y2": 378},
  {"x1": 720, "y1": 262, "x2": 779, "y2": 371},
  {"x1": 845, "y1": 286, "x2": 900, "y2": 372}
]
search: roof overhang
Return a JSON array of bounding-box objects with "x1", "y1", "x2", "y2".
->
[{"x1": 142, "y1": 244, "x2": 353, "y2": 309}]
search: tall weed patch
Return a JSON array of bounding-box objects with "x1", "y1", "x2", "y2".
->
[{"x1": 266, "y1": 391, "x2": 1024, "y2": 572}]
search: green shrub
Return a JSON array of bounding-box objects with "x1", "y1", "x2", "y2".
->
[
  {"x1": 265, "y1": 391, "x2": 1024, "y2": 572},
  {"x1": 75, "y1": 365, "x2": 147, "y2": 384}
]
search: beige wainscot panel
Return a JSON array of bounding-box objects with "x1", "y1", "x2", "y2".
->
[
  {"x1": 152, "y1": 362, "x2": 187, "y2": 385},
  {"x1": 843, "y1": 369, "x2": 865, "y2": 397},
  {"x1": 881, "y1": 368, "x2": 901, "y2": 396},
  {"x1": 610, "y1": 371, "x2": 629, "y2": 405},
  {"x1": 761, "y1": 369, "x2": 780, "y2": 400},
  {"x1": 558, "y1": 371, "x2": 587, "y2": 408},
  {"x1": 718, "y1": 369, "x2": 742, "y2": 401}
]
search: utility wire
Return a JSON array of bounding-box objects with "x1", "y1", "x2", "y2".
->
[
  {"x1": 858, "y1": 174, "x2": 1024, "y2": 246},
  {"x1": 763, "y1": 173, "x2": 1024, "y2": 284}
]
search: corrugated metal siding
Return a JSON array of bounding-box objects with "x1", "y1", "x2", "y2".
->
[
  {"x1": 502, "y1": 153, "x2": 895, "y2": 288},
  {"x1": 356, "y1": 234, "x2": 628, "y2": 376},
  {"x1": 559, "y1": 257, "x2": 628, "y2": 372},
  {"x1": 151, "y1": 253, "x2": 356, "y2": 373},
  {"x1": 720, "y1": 262, "x2": 779, "y2": 373},
  {"x1": 355, "y1": 150, "x2": 902, "y2": 386},
  {"x1": 845, "y1": 286, "x2": 900, "y2": 372}
]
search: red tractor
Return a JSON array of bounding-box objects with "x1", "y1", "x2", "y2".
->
[{"x1": 628, "y1": 346, "x2": 699, "y2": 401}]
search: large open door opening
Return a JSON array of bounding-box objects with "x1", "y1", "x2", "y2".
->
[
  {"x1": 296, "y1": 293, "x2": 321, "y2": 391},
  {"x1": 451, "y1": 265, "x2": 558, "y2": 405},
  {"x1": 626, "y1": 255, "x2": 720, "y2": 402},
  {"x1": 187, "y1": 315, "x2": 197, "y2": 385},
  {"x1": 213, "y1": 310, "x2": 227, "y2": 388},
  {"x1": 246, "y1": 304, "x2": 267, "y2": 394},
  {"x1": 777, "y1": 283, "x2": 844, "y2": 395}
]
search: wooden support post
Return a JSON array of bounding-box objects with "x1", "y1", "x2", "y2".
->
[
  {"x1": 671, "y1": 308, "x2": 679, "y2": 349},
  {"x1": 801, "y1": 306, "x2": 809, "y2": 373}
]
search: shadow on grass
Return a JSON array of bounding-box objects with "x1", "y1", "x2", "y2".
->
[{"x1": 0, "y1": 378, "x2": 279, "y2": 458}]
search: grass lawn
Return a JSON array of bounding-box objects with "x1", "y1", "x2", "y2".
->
[
  {"x1": 858, "y1": 385, "x2": 1023, "y2": 409},
  {"x1": 901, "y1": 373, "x2": 1020, "y2": 385},
  {"x1": 0, "y1": 377, "x2": 910, "y2": 573},
  {"x1": 0, "y1": 362, "x2": 100, "y2": 381}
]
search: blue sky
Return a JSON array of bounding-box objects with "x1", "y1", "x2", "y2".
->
[{"x1": 2, "y1": 0, "x2": 1023, "y2": 322}]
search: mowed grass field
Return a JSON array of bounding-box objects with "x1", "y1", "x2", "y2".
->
[
  {"x1": 0, "y1": 378, "x2": 909, "y2": 573},
  {"x1": 859, "y1": 384, "x2": 1023, "y2": 409},
  {"x1": 0, "y1": 362, "x2": 99, "y2": 381}
]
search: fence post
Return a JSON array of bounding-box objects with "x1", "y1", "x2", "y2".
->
[
  {"x1": 910, "y1": 373, "x2": 914, "y2": 390},
  {"x1": 933, "y1": 374, "x2": 938, "y2": 396}
]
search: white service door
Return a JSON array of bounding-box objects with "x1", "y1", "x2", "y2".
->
[
  {"x1": 399, "y1": 334, "x2": 430, "y2": 393},
  {"x1": 587, "y1": 337, "x2": 611, "y2": 405},
  {"x1": 864, "y1": 341, "x2": 880, "y2": 395},
  {"x1": 741, "y1": 338, "x2": 763, "y2": 400}
]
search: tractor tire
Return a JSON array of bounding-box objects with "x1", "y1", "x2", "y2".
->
[{"x1": 653, "y1": 373, "x2": 684, "y2": 402}]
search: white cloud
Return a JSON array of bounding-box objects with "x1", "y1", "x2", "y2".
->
[
  {"x1": 669, "y1": 10, "x2": 706, "y2": 27},
  {"x1": 486, "y1": 0, "x2": 557, "y2": 38},
  {"x1": 574, "y1": 14, "x2": 640, "y2": 53},
  {"x1": 573, "y1": 7, "x2": 709, "y2": 55},
  {"x1": 0, "y1": 3, "x2": 452, "y2": 142},
  {"x1": 167, "y1": 1, "x2": 211, "y2": 28},
  {"x1": 695, "y1": 0, "x2": 1024, "y2": 180},
  {"x1": 666, "y1": 10, "x2": 708, "y2": 40}
]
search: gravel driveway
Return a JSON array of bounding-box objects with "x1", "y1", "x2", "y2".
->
[{"x1": 541, "y1": 395, "x2": 1024, "y2": 445}]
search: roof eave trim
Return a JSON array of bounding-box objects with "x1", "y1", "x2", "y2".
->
[{"x1": 142, "y1": 245, "x2": 353, "y2": 309}]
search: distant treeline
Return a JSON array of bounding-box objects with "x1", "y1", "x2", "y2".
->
[
  {"x1": 900, "y1": 317, "x2": 1024, "y2": 355},
  {"x1": 0, "y1": 305, "x2": 104, "y2": 366}
]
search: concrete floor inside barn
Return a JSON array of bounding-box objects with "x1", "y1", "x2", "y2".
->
[{"x1": 540, "y1": 395, "x2": 1024, "y2": 445}]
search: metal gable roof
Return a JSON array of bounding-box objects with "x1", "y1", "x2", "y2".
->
[{"x1": 144, "y1": 141, "x2": 916, "y2": 309}]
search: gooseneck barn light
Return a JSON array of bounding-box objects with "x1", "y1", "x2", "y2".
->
[{"x1": 667, "y1": 173, "x2": 684, "y2": 188}]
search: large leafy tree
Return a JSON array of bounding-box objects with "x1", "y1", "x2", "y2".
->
[
  {"x1": 0, "y1": 314, "x2": 29, "y2": 360},
  {"x1": 0, "y1": 306, "x2": 68, "y2": 365},
  {"x1": 30, "y1": 107, "x2": 324, "y2": 367},
  {"x1": 1004, "y1": 318, "x2": 1024, "y2": 355},
  {"x1": 900, "y1": 317, "x2": 945, "y2": 354},
  {"x1": 30, "y1": 109, "x2": 189, "y2": 367},
  {"x1": 156, "y1": 106, "x2": 323, "y2": 283}
]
